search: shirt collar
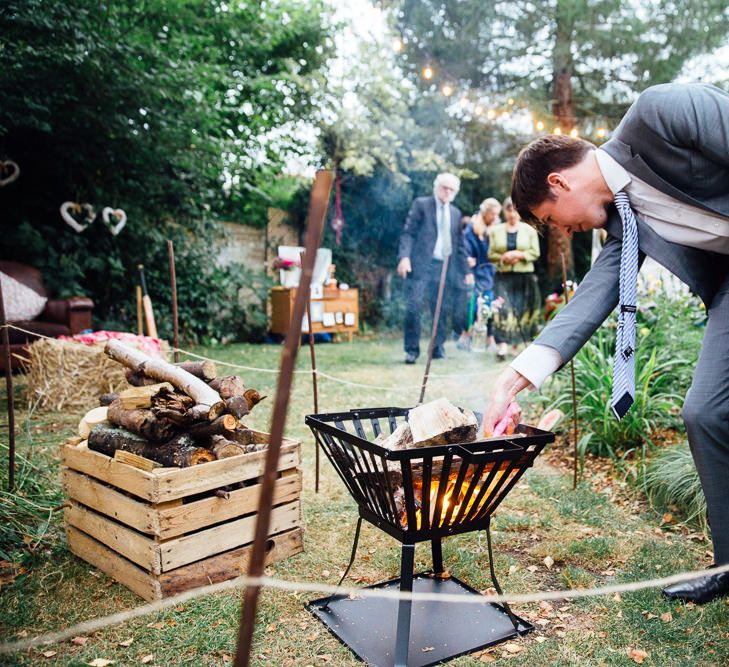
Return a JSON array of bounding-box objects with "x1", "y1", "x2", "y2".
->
[{"x1": 595, "y1": 148, "x2": 631, "y2": 195}]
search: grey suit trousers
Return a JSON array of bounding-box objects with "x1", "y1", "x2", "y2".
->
[{"x1": 683, "y1": 270, "x2": 729, "y2": 565}]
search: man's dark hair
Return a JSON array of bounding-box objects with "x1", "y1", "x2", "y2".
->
[{"x1": 511, "y1": 136, "x2": 594, "y2": 225}]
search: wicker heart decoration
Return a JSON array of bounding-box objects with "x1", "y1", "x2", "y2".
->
[
  {"x1": 102, "y1": 207, "x2": 127, "y2": 235},
  {"x1": 0, "y1": 160, "x2": 20, "y2": 187},
  {"x1": 60, "y1": 201, "x2": 96, "y2": 233}
]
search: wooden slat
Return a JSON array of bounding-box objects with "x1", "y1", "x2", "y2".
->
[
  {"x1": 62, "y1": 469, "x2": 158, "y2": 534},
  {"x1": 149, "y1": 441, "x2": 300, "y2": 502},
  {"x1": 160, "y1": 501, "x2": 301, "y2": 571},
  {"x1": 158, "y1": 527, "x2": 303, "y2": 597},
  {"x1": 156, "y1": 472, "x2": 301, "y2": 539},
  {"x1": 66, "y1": 526, "x2": 161, "y2": 601},
  {"x1": 61, "y1": 443, "x2": 157, "y2": 501},
  {"x1": 65, "y1": 501, "x2": 161, "y2": 573}
]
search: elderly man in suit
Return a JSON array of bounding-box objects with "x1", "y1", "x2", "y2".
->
[
  {"x1": 483, "y1": 83, "x2": 729, "y2": 604},
  {"x1": 397, "y1": 173, "x2": 474, "y2": 364}
]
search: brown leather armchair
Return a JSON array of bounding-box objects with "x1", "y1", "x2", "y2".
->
[{"x1": 1, "y1": 261, "x2": 94, "y2": 372}]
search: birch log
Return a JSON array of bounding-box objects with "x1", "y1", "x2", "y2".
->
[{"x1": 105, "y1": 340, "x2": 224, "y2": 420}]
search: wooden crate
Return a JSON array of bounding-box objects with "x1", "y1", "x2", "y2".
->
[{"x1": 61, "y1": 431, "x2": 303, "y2": 601}]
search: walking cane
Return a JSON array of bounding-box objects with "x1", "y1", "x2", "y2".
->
[{"x1": 418, "y1": 256, "x2": 450, "y2": 405}]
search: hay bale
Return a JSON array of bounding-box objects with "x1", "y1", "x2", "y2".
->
[{"x1": 24, "y1": 338, "x2": 169, "y2": 412}]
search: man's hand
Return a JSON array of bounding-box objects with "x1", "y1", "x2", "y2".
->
[
  {"x1": 482, "y1": 366, "x2": 532, "y2": 436},
  {"x1": 397, "y1": 257, "x2": 412, "y2": 279},
  {"x1": 464, "y1": 273, "x2": 475, "y2": 286},
  {"x1": 467, "y1": 257, "x2": 477, "y2": 268}
]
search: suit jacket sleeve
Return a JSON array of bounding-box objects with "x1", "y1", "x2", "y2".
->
[
  {"x1": 398, "y1": 199, "x2": 423, "y2": 262},
  {"x1": 534, "y1": 233, "x2": 623, "y2": 366},
  {"x1": 454, "y1": 211, "x2": 472, "y2": 278}
]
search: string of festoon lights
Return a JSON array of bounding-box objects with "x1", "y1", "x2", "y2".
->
[{"x1": 392, "y1": 37, "x2": 618, "y2": 142}]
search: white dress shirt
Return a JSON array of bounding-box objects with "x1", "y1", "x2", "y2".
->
[
  {"x1": 511, "y1": 148, "x2": 729, "y2": 389},
  {"x1": 432, "y1": 199, "x2": 451, "y2": 260}
]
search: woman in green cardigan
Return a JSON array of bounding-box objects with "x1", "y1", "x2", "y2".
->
[{"x1": 488, "y1": 197, "x2": 541, "y2": 360}]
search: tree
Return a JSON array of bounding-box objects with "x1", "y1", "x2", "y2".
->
[
  {"x1": 0, "y1": 0, "x2": 331, "y2": 340},
  {"x1": 390, "y1": 0, "x2": 729, "y2": 280}
]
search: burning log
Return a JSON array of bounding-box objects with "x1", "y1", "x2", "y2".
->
[
  {"x1": 88, "y1": 425, "x2": 214, "y2": 467},
  {"x1": 107, "y1": 399, "x2": 179, "y2": 443},
  {"x1": 408, "y1": 398, "x2": 478, "y2": 447},
  {"x1": 105, "y1": 340, "x2": 224, "y2": 421}
]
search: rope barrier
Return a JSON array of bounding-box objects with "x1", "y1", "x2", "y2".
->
[{"x1": 2, "y1": 562, "x2": 727, "y2": 654}]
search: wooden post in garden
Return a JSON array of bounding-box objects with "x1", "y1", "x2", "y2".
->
[
  {"x1": 300, "y1": 251, "x2": 321, "y2": 493},
  {"x1": 167, "y1": 240, "x2": 180, "y2": 362},
  {"x1": 560, "y1": 252, "x2": 579, "y2": 489},
  {"x1": 0, "y1": 286, "x2": 16, "y2": 491},
  {"x1": 235, "y1": 170, "x2": 333, "y2": 667},
  {"x1": 418, "y1": 256, "x2": 449, "y2": 405}
]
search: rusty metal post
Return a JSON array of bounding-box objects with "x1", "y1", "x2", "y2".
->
[
  {"x1": 167, "y1": 240, "x2": 179, "y2": 362},
  {"x1": 418, "y1": 256, "x2": 450, "y2": 405},
  {"x1": 560, "y1": 253, "x2": 579, "y2": 489},
  {"x1": 235, "y1": 170, "x2": 333, "y2": 667},
  {"x1": 0, "y1": 286, "x2": 16, "y2": 491}
]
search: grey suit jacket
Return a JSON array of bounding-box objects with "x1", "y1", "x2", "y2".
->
[
  {"x1": 536, "y1": 83, "x2": 729, "y2": 365},
  {"x1": 398, "y1": 195, "x2": 471, "y2": 282}
]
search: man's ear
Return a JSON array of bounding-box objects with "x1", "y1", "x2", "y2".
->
[{"x1": 546, "y1": 172, "x2": 570, "y2": 192}]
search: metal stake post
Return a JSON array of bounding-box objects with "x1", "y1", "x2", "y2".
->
[
  {"x1": 418, "y1": 256, "x2": 450, "y2": 405},
  {"x1": 0, "y1": 288, "x2": 15, "y2": 491},
  {"x1": 560, "y1": 253, "x2": 580, "y2": 489},
  {"x1": 235, "y1": 170, "x2": 333, "y2": 667},
  {"x1": 167, "y1": 240, "x2": 179, "y2": 363}
]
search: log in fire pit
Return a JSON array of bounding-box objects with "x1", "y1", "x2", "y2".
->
[{"x1": 305, "y1": 406, "x2": 554, "y2": 666}]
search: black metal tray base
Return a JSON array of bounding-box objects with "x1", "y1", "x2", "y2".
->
[{"x1": 306, "y1": 573, "x2": 533, "y2": 667}]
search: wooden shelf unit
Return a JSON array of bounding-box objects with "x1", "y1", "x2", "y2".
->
[{"x1": 270, "y1": 286, "x2": 359, "y2": 342}]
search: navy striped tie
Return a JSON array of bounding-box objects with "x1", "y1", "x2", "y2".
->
[{"x1": 611, "y1": 192, "x2": 639, "y2": 420}]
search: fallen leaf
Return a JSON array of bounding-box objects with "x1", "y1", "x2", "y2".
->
[
  {"x1": 613, "y1": 593, "x2": 622, "y2": 602},
  {"x1": 629, "y1": 648, "x2": 649, "y2": 664},
  {"x1": 146, "y1": 622, "x2": 165, "y2": 630},
  {"x1": 543, "y1": 556, "x2": 554, "y2": 569},
  {"x1": 661, "y1": 612, "x2": 673, "y2": 623},
  {"x1": 479, "y1": 653, "x2": 496, "y2": 663},
  {"x1": 535, "y1": 636, "x2": 547, "y2": 644},
  {"x1": 660, "y1": 513, "x2": 674, "y2": 525},
  {"x1": 87, "y1": 660, "x2": 114, "y2": 667},
  {"x1": 642, "y1": 611, "x2": 657, "y2": 620},
  {"x1": 222, "y1": 655, "x2": 231, "y2": 664},
  {"x1": 266, "y1": 623, "x2": 277, "y2": 633},
  {"x1": 527, "y1": 565, "x2": 539, "y2": 572},
  {"x1": 42, "y1": 651, "x2": 57, "y2": 658},
  {"x1": 321, "y1": 570, "x2": 330, "y2": 578},
  {"x1": 141, "y1": 655, "x2": 154, "y2": 664},
  {"x1": 535, "y1": 618, "x2": 550, "y2": 627},
  {"x1": 508, "y1": 565, "x2": 518, "y2": 576},
  {"x1": 601, "y1": 570, "x2": 615, "y2": 576},
  {"x1": 504, "y1": 642, "x2": 523, "y2": 654},
  {"x1": 72, "y1": 637, "x2": 89, "y2": 646},
  {"x1": 306, "y1": 633, "x2": 319, "y2": 642},
  {"x1": 118, "y1": 639, "x2": 133, "y2": 648}
]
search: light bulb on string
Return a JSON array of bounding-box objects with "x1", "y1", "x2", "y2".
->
[
  {"x1": 500, "y1": 111, "x2": 510, "y2": 119},
  {"x1": 474, "y1": 105, "x2": 483, "y2": 115},
  {"x1": 553, "y1": 127, "x2": 562, "y2": 135},
  {"x1": 442, "y1": 84, "x2": 453, "y2": 97},
  {"x1": 393, "y1": 38, "x2": 404, "y2": 53},
  {"x1": 422, "y1": 65, "x2": 434, "y2": 80},
  {"x1": 597, "y1": 127, "x2": 606, "y2": 138},
  {"x1": 459, "y1": 96, "x2": 469, "y2": 108},
  {"x1": 570, "y1": 128, "x2": 579, "y2": 138},
  {"x1": 536, "y1": 120, "x2": 545, "y2": 131},
  {"x1": 486, "y1": 109, "x2": 496, "y2": 120},
  {"x1": 507, "y1": 98, "x2": 514, "y2": 105}
]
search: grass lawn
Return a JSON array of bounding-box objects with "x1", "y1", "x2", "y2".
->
[{"x1": 1, "y1": 334, "x2": 728, "y2": 666}]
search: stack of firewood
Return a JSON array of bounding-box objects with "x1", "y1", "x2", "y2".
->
[{"x1": 78, "y1": 340, "x2": 266, "y2": 468}]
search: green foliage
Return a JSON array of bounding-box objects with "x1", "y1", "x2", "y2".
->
[
  {"x1": 643, "y1": 442, "x2": 708, "y2": 535},
  {"x1": 0, "y1": 0, "x2": 330, "y2": 341}
]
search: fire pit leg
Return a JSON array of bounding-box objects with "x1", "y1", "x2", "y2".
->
[
  {"x1": 319, "y1": 516, "x2": 363, "y2": 611},
  {"x1": 431, "y1": 538, "x2": 444, "y2": 575},
  {"x1": 486, "y1": 521, "x2": 523, "y2": 634},
  {"x1": 394, "y1": 542, "x2": 415, "y2": 667}
]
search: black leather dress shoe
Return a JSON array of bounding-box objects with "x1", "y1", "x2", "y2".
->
[
  {"x1": 404, "y1": 353, "x2": 417, "y2": 364},
  {"x1": 662, "y1": 570, "x2": 729, "y2": 605}
]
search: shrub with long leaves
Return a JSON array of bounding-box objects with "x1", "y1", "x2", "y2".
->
[
  {"x1": 642, "y1": 442, "x2": 707, "y2": 535},
  {"x1": 546, "y1": 327, "x2": 688, "y2": 460}
]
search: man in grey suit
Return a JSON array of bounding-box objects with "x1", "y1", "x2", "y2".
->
[
  {"x1": 397, "y1": 173, "x2": 473, "y2": 363},
  {"x1": 483, "y1": 83, "x2": 729, "y2": 604}
]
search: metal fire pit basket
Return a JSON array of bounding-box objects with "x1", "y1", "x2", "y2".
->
[{"x1": 305, "y1": 407, "x2": 554, "y2": 667}]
